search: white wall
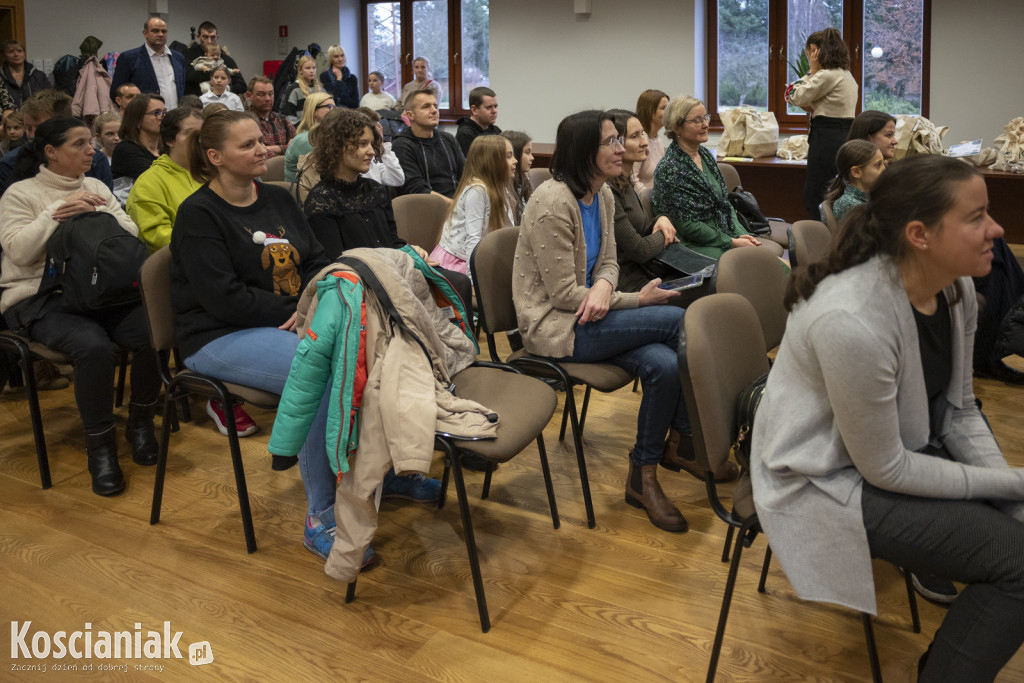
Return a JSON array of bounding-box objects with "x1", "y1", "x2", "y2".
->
[
  {"x1": 929, "y1": 0, "x2": 1022, "y2": 146},
  {"x1": 269, "y1": 0, "x2": 360, "y2": 79},
  {"x1": 490, "y1": 0, "x2": 702, "y2": 144}
]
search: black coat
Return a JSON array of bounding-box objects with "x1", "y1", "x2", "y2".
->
[
  {"x1": 0, "y1": 63, "x2": 52, "y2": 108},
  {"x1": 182, "y1": 42, "x2": 247, "y2": 96}
]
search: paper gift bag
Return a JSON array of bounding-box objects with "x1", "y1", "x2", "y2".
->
[
  {"x1": 717, "y1": 108, "x2": 747, "y2": 157},
  {"x1": 893, "y1": 116, "x2": 917, "y2": 160},
  {"x1": 993, "y1": 117, "x2": 1024, "y2": 171},
  {"x1": 742, "y1": 109, "x2": 779, "y2": 158},
  {"x1": 894, "y1": 115, "x2": 949, "y2": 159},
  {"x1": 777, "y1": 134, "x2": 809, "y2": 160}
]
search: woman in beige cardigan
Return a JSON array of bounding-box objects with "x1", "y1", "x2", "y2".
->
[{"x1": 513, "y1": 110, "x2": 736, "y2": 533}]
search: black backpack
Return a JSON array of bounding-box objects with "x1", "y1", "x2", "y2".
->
[
  {"x1": 52, "y1": 54, "x2": 83, "y2": 96},
  {"x1": 40, "y1": 212, "x2": 149, "y2": 313},
  {"x1": 728, "y1": 186, "x2": 771, "y2": 237}
]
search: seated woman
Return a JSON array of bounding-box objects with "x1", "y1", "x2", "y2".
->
[
  {"x1": 302, "y1": 108, "x2": 472, "y2": 312},
  {"x1": 281, "y1": 56, "x2": 325, "y2": 126},
  {"x1": 429, "y1": 135, "x2": 516, "y2": 278},
  {"x1": 319, "y1": 45, "x2": 359, "y2": 109},
  {"x1": 0, "y1": 117, "x2": 161, "y2": 496},
  {"x1": 112, "y1": 94, "x2": 165, "y2": 181},
  {"x1": 606, "y1": 108, "x2": 679, "y2": 293},
  {"x1": 127, "y1": 106, "x2": 204, "y2": 253},
  {"x1": 514, "y1": 110, "x2": 737, "y2": 533},
  {"x1": 752, "y1": 155, "x2": 1024, "y2": 681},
  {"x1": 653, "y1": 95, "x2": 779, "y2": 260},
  {"x1": 501, "y1": 130, "x2": 533, "y2": 224},
  {"x1": 848, "y1": 110, "x2": 897, "y2": 164},
  {"x1": 825, "y1": 139, "x2": 884, "y2": 223},
  {"x1": 284, "y1": 92, "x2": 333, "y2": 183},
  {"x1": 633, "y1": 89, "x2": 668, "y2": 191}
]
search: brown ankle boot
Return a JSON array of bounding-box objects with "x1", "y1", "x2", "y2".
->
[
  {"x1": 660, "y1": 428, "x2": 740, "y2": 483},
  {"x1": 625, "y1": 457, "x2": 688, "y2": 532}
]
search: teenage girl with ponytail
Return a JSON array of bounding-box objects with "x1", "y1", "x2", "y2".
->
[
  {"x1": 823, "y1": 139, "x2": 884, "y2": 223},
  {"x1": 752, "y1": 154, "x2": 1024, "y2": 682}
]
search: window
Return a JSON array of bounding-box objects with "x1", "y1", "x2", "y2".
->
[
  {"x1": 708, "y1": 0, "x2": 930, "y2": 130},
  {"x1": 362, "y1": 0, "x2": 490, "y2": 118}
]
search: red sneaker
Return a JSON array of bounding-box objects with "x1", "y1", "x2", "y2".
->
[{"x1": 206, "y1": 399, "x2": 259, "y2": 437}]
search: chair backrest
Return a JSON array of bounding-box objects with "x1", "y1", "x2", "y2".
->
[
  {"x1": 262, "y1": 155, "x2": 286, "y2": 182},
  {"x1": 392, "y1": 193, "x2": 449, "y2": 252},
  {"x1": 470, "y1": 226, "x2": 521, "y2": 359},
  {"x1": 716, "y1": 247, "x2": 789, "y2": 350},
  {"x1": 678, "y1": 293, "x2": 769, "y2": 474},
  {"x1": 791, "y1": 220, "x2": 832, "y2": 269},
  {"x1": 820, "y1": 199, "x2": 840, "y2": 235},
  {"x1": 717, "y1": 162, "x2": 741, "y2": 192},
  {"x1": 528, "y1": 167, "x2": 552, "y2": 190},
  {"x1": 139, "y1": 246, "x2": 177, "y2": 352}
]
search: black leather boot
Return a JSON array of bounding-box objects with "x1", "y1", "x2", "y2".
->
[
  {"x1": 86, "y1": 427, "x2": 125, "y2": 496},
  {"x1": 126, "y1": 401, "x2": 160, "y2": 466}
]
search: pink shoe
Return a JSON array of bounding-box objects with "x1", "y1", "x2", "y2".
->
[{"x1": 206, "y1": 399, "x2": 258, "y2": 437}]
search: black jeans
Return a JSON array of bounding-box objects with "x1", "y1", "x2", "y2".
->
[
  {"x1": 862, "y1": 482, "x2": 1024, "y2": 682},
  {"x1": 4, "y1": 300, "x2": 160, "y2": 434},
  {"x1": 803, "y1": 116, "x2": 852, "y2": 219}
]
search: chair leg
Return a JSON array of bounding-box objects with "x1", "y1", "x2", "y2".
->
[
  {"x1": 535, "y1": 434, "x2": 560, "y2": 529},
  {"x1": 721, "y1": 525, "x2": 735, "y2": 563},
  {"x1": 220, "y1": 388, "x2": 257, "y2": 554},
  {"x1": 707, "y1": 518, "x2": 756, "y2": 683},
  {"x1": 438, "y1": 456, "x2": 451, "y2": 511},
  {"x1": 563, "y1": 385, "x2": 596, "y2": 529},
  {"x1": 114, "y1": 350, "x2": 128, "y2": 408},
  {"x1": 13, "y1": 341, "x2": 51, "y2": 489},
  {"x1": 558, "y1": 391, "x2": 571, "y2": 441},
  {"x1": 632, "y1": 377, "x2": 640, "y2": 392},
  {"x1": 150, "y1": 394, "x2": 175, "y2": 526},
  {"x1": 757, "y1": 546, "x2": 772, "y2": 593},
  {"x1": 862, "y1": 613, "x2": 883, "y2": 683},
  {"x1": 444, "y1": 440, "x2": 490, "y2": 633},
  {"x1": 903, "y1": 567, "x2": 921, "y2": 633},
  {"x1": 481, "y1": 461, "x2": 494, "y2": 499},
  {"x1": 345, "y1": 578, "x2": 358, "y2": 603},
  {"x1": 578, "y1": 385, "x2": 593, "y2": 434}
]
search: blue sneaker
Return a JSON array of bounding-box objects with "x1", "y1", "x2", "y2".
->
[
  {"x1": 382, "y1": 470, "x2": 442, "y2": 504},
  {"x1": 304, "y1": 509, "x2": 379, "y2": 571}
]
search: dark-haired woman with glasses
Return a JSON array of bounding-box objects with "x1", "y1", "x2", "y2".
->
[
  {"x1": 513, "y1": 109, "x2": 730, "y2": 534},
  {"x1": 653, "y1": 95, "x2": 781, "y2": 260},
  {"x1": 111, "y1": 93, "x2": 165, "y2": 180}
]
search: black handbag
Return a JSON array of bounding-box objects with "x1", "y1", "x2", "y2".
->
[
  {"x1": 728, "y1": 186, "x2": 771, "y2": 237},
  {"x1": 732, "y1": 371, "x2": 769, "y2": 469}
]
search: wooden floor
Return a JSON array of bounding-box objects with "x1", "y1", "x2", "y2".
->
[{"x1": 2, "y1": 347, "x2": 1024, "y2": 682}]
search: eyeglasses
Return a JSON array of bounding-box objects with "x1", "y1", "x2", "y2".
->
[
  {"x1": 685, "y1": 114, "x2": 711, "y2": 125},
  {"x1": 316, "y1": 103, "x2": 336, "y2": 110},
  {"x1": 145, "y1": 109, "x2": 167, "y2": 118},
  {"x1": 599, "y1": 135, "x2": 625, "y2": 149}
]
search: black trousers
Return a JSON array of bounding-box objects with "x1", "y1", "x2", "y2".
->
[
  {"x1": 4, "y1": 300, "x2": 160, "y2": 434},
  {"x1": 862, "y1": 482, "x2": 1024, "y2": 682},
  {"x1": 803, "y1": 116, "x2": 852, "y2": 220}
]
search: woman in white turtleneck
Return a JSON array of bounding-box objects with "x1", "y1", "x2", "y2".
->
[{"x1": 0, "y1": 116, "x2": 160, "y2": 498}]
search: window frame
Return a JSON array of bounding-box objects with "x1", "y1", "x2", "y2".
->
[
  {"x1": 360, "y1": 0, "x2": 480, "y2": 122},
  {"x1": 706, "y1": 0, "x2": 931, "y2": 133}
]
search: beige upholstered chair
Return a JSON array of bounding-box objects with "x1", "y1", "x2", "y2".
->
[
  {"x1": 392, "y1": 193, "x2": 449, "y2": 253},
  {"x1": 716, "y1": 247, "x2": 789, "y2": 353},
  {"x1": 820, "y1": 199, "x2": 840, "y2": 235},
  {"x1": 789, "y1": 220, "x2": 832, "y2": 268}
]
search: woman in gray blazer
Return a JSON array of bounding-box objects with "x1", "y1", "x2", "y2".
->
[{"x1": 751, "y1": 154, "x2": 1024, "y2": 682}]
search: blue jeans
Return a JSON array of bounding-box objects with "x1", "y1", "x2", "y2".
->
[
  {"x1": 185, "y1": 328, "x2": 336, "y2": 517},
  {"x1": 554, "y1": 306, "x2": 689, "y2": 466}
]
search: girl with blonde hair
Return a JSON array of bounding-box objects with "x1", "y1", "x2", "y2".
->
[
  {"x1": 284, "y1": 92, "x2": 334, "y2": 182},
  {"x1": 282, "y1": 55, "x2": 324, "y2": 125},
  {"x1": 429, "y1": 135, "x2": 516, "y2": 276}
]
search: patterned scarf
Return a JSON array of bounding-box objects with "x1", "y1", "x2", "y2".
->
[{"x1": 660, "y1": 142, "x2": 734, "y2": 235}]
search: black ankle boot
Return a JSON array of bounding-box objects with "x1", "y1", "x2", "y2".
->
[
  {"x1": 126, "y1": 402, "x2": 159, "y2": 466},
  {"x1": 86, "y1": 427, "x2": 125, "y2": 496}
]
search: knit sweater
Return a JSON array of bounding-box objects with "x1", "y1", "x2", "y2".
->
[
  {"x1": 360, "y1": 91, "x2": 395, "y2": 111},
  {"x1": 170, "y1": 183, "x2": 328, "y2": 359},
  {"x1": 0, "y1": 166, "x2": 138, "y2": 313},
  {"x1": 303, "y1": 176, "x2": 405, "y2": 259},
  {"x1": 831, "y1": 184, "x2": 867, "y2": 223},
  {"x1": 126, "y1": 154, "x2": 202, "y2": 253},
  {"x1": 512, "y1": 179, "x2": 640, "y2": 358}
]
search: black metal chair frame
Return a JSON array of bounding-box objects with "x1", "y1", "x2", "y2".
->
[{"x1": 345, "y1": 361, "x2": 560, "y2": 633}]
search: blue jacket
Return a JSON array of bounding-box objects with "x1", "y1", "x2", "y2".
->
[{"x1": 109, "y1": 44, "x2": 186, "y2": 103}]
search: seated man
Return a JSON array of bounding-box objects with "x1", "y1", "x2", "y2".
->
[
  {"x1": 183, "y1": 21, "x2": 247, "y2": 96},
  {"x1": 247, "y1": 77, "x2": 294, "y2": 158},
  {"x1": 455, "y1": 86, "x2": 501, "y2": 156},
  {"x1": 0, "y1": 90, "x2": 112, "y2": 195},
  {"x1": 391, "y1": 91, "x2": 464, "y2": 201},
  {"x1": 114, "y1": 83, "x2": 141, "y2": 114}
]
